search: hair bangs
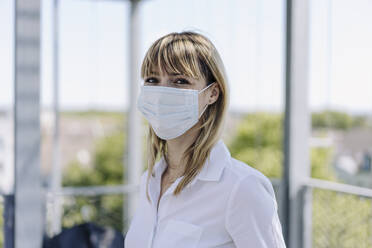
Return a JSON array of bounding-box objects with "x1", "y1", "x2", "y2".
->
[{"x1": 141, "y1": 37, "x2": 204, "y2": 81}]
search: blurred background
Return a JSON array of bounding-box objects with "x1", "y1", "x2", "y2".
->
[{"x1": 1, "y1": 0, "x2": 372, "y2": 247}]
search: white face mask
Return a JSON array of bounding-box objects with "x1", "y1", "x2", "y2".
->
[{"x1": 137, "y1": 83, "x2": 215, "y2": 140}]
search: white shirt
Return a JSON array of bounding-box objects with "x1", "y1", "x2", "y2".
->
[{"x1": 125, "y1": 139, "x2": 286, "y2": 248}]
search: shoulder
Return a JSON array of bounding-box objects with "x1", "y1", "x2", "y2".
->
[
  {"x1": 222, "y1": 157, "x2": 278, "y2": 221},
  {"x1": 223, "y1": 157, "x2": 275, "y2": 197},
  {"x1": 222, "y1": 157, "x2": 285, "y2": 247}
]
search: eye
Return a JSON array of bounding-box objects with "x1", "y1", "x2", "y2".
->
[
  {"x1": 174, "y1": 78, "x2": 190, "y2": 85},
  {"x1": 145, "y1": 77, "x2": 158, "y2": 84}
]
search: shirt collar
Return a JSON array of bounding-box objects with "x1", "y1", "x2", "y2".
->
[{"x1": 152, "y1": 139, "x2": 231, "y2": 186}]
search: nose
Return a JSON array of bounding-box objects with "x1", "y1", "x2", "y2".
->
[{"x1": 157, "y1": 78, "x2": 168, "y2": 87}]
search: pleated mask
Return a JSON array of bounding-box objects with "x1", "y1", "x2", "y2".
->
[{"x1": 137, "y1": 83, "x2": 214, "y2": 140}]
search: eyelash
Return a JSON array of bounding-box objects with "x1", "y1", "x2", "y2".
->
[{"x1": 145, "y1": 77, "x2": 190, "y2": 85}]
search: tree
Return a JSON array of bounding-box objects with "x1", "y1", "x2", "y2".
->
[
  {"x1": 312, "y1": 110, "x2": 353, "y2": 130},
  {"x1": 228, "y1": 112, "x2": 283, "y2": 178}
]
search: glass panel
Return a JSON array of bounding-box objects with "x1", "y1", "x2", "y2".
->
[
  {"x1": 0, "y1": 0, "x2": 14, "y2": 246},
  {"x1": 309, "y1": 0, "x2": 372, "y2": 183},
  {"x1": 41, "y1": 0, "x2": 136, "y2": 238},
  {"x1": 309, "y1": 1, "x2": 372, "y2": 247},
  {"x1": 41, "y1": 0, "x2": 132, "y2": 191}
]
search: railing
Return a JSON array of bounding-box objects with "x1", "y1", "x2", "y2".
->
[
  {"x1": 2, "y1": 179, "x2": 372, "y2": 247},
  {"x1": 258, "y1": 178, "x2": 372, "y2": 248},
  {"x1": 45, "y1": 184, "x2": 140, "y2": 237}
]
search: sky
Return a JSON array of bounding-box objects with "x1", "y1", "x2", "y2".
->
[{"x1": 0, "y1": 0, "x2": 371, "y2": 114}]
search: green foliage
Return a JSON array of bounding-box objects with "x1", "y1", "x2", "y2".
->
[
  {"x1": 352, "y1": 115, "x2": 370, "y2": 128},
  {"x1": 63, "y1": 131, "x2": 125, "y2": 187},
  {"x1": 62, "y1": 130, "x2": 126, "y2": 232},
  {"x1": 232, "y1": 147, "x2": 283, "y2": 178},
  {"x1": 61, "y1": 110, "x2": 125, "y2": 121},
  {"x1": 310, "y1": 147, "x2": 337, "y2": 181},
  {"x1": 228, "y1": 112, "x2": 336, "y2": 179},
  {"x1": 228, "y1": 112, "x2": 283, "y2": 178},
  {"x1": 312, "y1": 190, "x2": 372, "y2": 248},
  {"x1": 312, "y1": 110, "x2": 353, "y2": 130},
  {"x1": 62, "y1": 194, "x2": 124, "y2": 232},
  {"x1": 229, "y1": 112, "x2": 283, "y2": 151}
]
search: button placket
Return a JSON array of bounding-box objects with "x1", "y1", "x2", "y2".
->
[
  {"x1": 148, "y1": 207, "x2": 158, "y2": 248},
  {"x1": 147, "y1": 172, "x2": 162, "y2": 248},
  {"x1": 150, "y1": 177, "x2": 182, "y2": 248}
]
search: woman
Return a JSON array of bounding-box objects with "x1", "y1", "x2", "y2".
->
[{"x1": 124, "y1": 31, "x2": 286, "y2": 248}]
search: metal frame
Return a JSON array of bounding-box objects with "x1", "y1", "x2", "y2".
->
[
  {"x1": 49, "y1": 184, "x2": 139, "y2": 197},
  {"x1": 305, "y1": 178, "x2": 372, "y2": 198},
  {"x1": 125, "y1": 0, "x2": 143, "y2": 233},
  {"x1": 14, "y1": 0, "x2": 43, "y2": 247},
  {"x1": 282, "y1": 0, "x2": 311, "y2": 247},
  {"x1": 50, "y1": 0, "x2": 63, "y2": 235}
]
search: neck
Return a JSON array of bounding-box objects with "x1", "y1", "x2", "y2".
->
[{"x1": 165, "y1": 122, "x2": 201, "y2": 176}]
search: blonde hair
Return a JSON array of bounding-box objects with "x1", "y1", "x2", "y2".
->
[{"x1": 140, "y1": 31, "x2": 230, "y2": 202}]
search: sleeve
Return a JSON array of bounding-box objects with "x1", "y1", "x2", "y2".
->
[{"x1": 225, "y1": 175, "x2": 287, "y2": 248}]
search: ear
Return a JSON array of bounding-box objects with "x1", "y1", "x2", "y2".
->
[{"x1": 208, "y1": 82, "x2": 220, "y2": 105}]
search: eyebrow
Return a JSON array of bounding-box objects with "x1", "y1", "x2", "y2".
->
[{"x1": 169, "y1": 72, "x2": 183, "y2": 76}]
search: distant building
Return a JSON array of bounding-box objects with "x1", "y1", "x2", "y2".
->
[{"x1": 333, "y1": 128, "x2": 372, "y2": 188}]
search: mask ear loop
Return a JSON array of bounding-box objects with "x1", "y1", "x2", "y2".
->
[
  {"x1": 199, "y1": 104, "x2": 209, "y2": 118},
  {"x1": 198, "y1": 82, "x2": 216, "y2": 118},
  {"x1": 198, "y1": 82, "x2": 216, "y2": 94}
]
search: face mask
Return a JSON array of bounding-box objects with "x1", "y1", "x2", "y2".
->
[{"x1": 137, "y1": 82, "x2": 215, "y2": 140}]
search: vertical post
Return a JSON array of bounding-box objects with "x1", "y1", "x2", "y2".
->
[
  {"x1": 14, "y1": 0, "x2": 43, "y2": 247},
  {"x1": 326, "y1": 0, "x2": 333, "y2": 109},
  {"x1": 124, "y1": 0, "x2": 143, "y2": 233},
  {"x1": 303, "y1": 187, "x2": 313, "y2": 248},
  {"x1": 4, "y1": 195, "x2": 15, "y2": 248},
  {"x1": 51, "y1": 0, "x2": 62, "y2": 235},
  {"x1": 282, "y1": 0, "x2": 311, "y2": 247}
]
